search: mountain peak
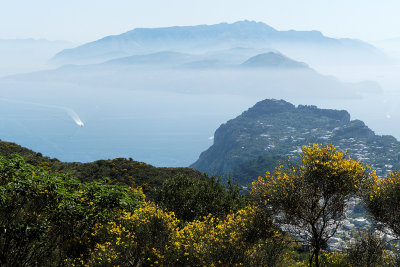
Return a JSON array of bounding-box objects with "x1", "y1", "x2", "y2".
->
[
  {"x1": 242, "y1": 99, "x2": 295, "y2": 118},
  {"x1": 230, "y1": 20, "x2": 276, "y2": 29},
  {"x1": 241, "y1": 52, "x2": 309, "y2": 69}
]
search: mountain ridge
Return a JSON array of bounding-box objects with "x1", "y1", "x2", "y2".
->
[
  {"x1": 51, "y1": 20, "x2": 388, "y2": 65},
  {"x1": 191, "y1": 99, "x2": 400, "y2": 183}
]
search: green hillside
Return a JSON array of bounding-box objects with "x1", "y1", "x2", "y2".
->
[{"x1": 0, "y1": 139, "x2": 202, "y2": 195}]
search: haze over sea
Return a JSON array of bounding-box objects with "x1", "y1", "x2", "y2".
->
[
  {"x1": 2, "y1": 0, "x2": 400, "y2": 166},
  {"x1": 1, "y1": 64, "x2": 399, "y2": 167}
]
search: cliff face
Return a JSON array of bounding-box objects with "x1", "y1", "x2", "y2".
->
[{"x1": 191, "y1": 99, "x2": 400, "y2": 181}]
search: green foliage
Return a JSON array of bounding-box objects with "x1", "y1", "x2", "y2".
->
[
  {"x1": 52, "y1": 158, "x2": 203, "y2": 196},
  {"x1": 47, "y1": 178, "x2": 142, "y2": 262},
  {"x1": 0, "y1": 139, "x2": 59, "y2": 167},
  {"x1": 0, "y1": 155, "x2": 143, "y2": 265},
  {"x1": 0, "y1": 139, "x2": 203, "y2": 197},
  {"x1": 0, "y1": 155, "x2": 60, "y2": 266},
  {"x1": 154, "y1": 174, "x2": 247, "y2": 221}
]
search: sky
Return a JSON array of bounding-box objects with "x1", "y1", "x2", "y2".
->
[{"x1": 1, "y1": 0, "x2": 400, "y2": 44}]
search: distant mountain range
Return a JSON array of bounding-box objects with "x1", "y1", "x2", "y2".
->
[
  {"x1": 5, "y1": 50, "x2": 381, "y2": 99},
  {"x1": 51, "y1": 20, "x2": 390, "y2": 65},
  {"x1": 103, "y1": 51, "x2": 308, "y2": 70},
  {"x1": 191, "y1": 99, "x2": 400, "y2": 184}
]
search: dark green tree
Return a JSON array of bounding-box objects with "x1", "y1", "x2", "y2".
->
[{"x1": 155, "y1": 174, "x2": 247, "y2": 221}]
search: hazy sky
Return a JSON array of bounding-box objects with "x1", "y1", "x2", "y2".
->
[{"x1": 2, "y1": 0, "x2": 399, "y2": 44}]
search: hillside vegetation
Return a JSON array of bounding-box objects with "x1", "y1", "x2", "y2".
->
[
  {"x1": 1, "y1": 143, "x2": 400, "y2": 266},
  {"x1": 0, "y1": 139, "x2": 202, "y2": 196}
]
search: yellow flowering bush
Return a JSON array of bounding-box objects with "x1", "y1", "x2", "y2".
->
[
  {"x1": 88, "y1": 203, "x2": 288, "y2": 266},
  {"x1": 251, "y1": 143, "x2": 368, "y2": 267},
  {"x1": 172, "y1": 205, "x2": 286, "y2": 266},
  {"x1": 88, "y1": 201, "x2": 179, "y2": 266}
]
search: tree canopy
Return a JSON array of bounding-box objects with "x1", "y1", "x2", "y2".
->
[
  {"x1": 251, "y1": 143, "x2": 368, "y2": 267},
  {"x1": 154, "y1": 174, "x2": 247, "y2": 221}
]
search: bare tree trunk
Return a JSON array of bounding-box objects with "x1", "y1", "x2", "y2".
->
[
  {"x1": 310, "y1": 227, "x2": 321, "y2": 267},
  {"x1": 315, "y1": 244, "x2": 320, "y2": 267}
]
